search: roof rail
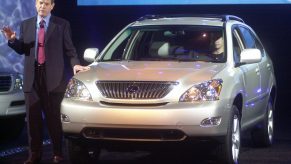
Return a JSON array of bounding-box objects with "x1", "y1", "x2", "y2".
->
[
  {"x1": 137, "y1": 14, "x2": 244, "y2": 23},
  {"x1": 223, "y1": 15, "x2": 244, "y2": 23},
  {"x1": 137, "y1": 15, "x2": 165, "y2": 21}
]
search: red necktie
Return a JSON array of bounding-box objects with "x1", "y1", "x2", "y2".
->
[{"x1": 37, "y1": 19, "x2": 45, "y2": 64}]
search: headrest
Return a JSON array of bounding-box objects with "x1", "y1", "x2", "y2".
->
[{"x1": 149, "y1": 42, "x2": 169, "y2": 57}]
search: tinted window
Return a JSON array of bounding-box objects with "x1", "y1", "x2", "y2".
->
[
  {"x1": 239, "y1": 26, "x2": 256, "y2": 49},
  {"x1": 238, "y1": 26, "x2": 264, "y2": 56}
]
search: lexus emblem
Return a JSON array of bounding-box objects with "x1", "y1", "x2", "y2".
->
[{"x1": 126, "y1": 85, "x2": 140, "y2": 94}]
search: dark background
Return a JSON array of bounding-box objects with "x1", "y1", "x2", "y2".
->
[{"x1": 54, "y1": 1, "x2": 290, "y2": 116}]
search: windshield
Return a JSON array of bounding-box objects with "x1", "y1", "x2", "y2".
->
[{"x1": 101, "y1": 25, "x2": 226, "y2": 63}]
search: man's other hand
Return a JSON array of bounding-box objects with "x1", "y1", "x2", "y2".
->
[
  {"x1": 73, "y1": 65, "x2": 90, "y2": 75},
  {"x1": 1, "y1": 26, "x2": 16, "y2": 41}
]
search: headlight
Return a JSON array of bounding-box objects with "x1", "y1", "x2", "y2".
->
[
  {"x1": 64, "y1": 78, "x2": 92, "y2": 101},
  {"x1": 14, "y1": 73, "x2": 23, "y2": 90},
  {"x1": 179, "y1": 79, "x2": 223, "y2": 102}
]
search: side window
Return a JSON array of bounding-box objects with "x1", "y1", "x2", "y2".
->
[
  {"x1": 102, "y1": 29, "x2": 132, "y2": 61},
  {"x1": 238, "y1": 26, "x2": 256, "y2": 49},
  {"x1": 239, "y1": 26, "x2": 265, "y2": 56},
  {"x1": 232, "y1": 29, "x2": 242, "y2": 64}
]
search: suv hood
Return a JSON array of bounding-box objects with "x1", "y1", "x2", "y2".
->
[{"x1": 78, "y1": 61, "x2": 226, "y2": 83}]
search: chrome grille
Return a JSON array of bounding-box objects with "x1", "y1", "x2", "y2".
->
[
  {"x1": 0, "y1": 75, "x2": 12, "y2": 92},
  {"x1": 96, "y1": 81, "x2": 178, "y2": 99}
]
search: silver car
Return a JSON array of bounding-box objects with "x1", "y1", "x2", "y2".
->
[
  {"x1": 0, "y1": 71, "x2": 25, "y2": 139},
  {"x1": 61, "y1": 15, "x2": 277, "y2": 164}
]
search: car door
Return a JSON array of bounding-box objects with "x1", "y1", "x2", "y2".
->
[
  {"x1": 233, "y1": 26, "x2": 262, "y2": 125},
  {"x1": 251, "y1": 32, "x2": 272, "y2": 107}
]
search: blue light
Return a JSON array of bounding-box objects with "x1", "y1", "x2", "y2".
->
[
  {"x1": 195, "y1": 64, "x2": 201, "y2": 69},
  {"x1": 0, "y1": 139, "x2": 51, "y2": 158}
]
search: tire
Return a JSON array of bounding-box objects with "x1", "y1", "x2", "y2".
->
[
  {"x1": 251, "y1": 99, "x2": 274, "y2": 147},
  {"x1": 66, "y1": 138, "x2": 101, "y2": 164},
  {"x1": 216, "y1": 105, "x2": 241, "y2": 164}
]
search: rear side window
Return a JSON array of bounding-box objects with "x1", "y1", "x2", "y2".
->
[
  {"x1": 238, "y1": 26, "x2": 265, "y2": 56},
  {"x1": 238, "y1": 26, "x2": 256, "y2": 49}
]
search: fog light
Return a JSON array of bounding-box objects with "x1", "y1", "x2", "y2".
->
[
  {"x1": 61, "y1": 114, "x2": 70, "y2": 122},
  {"x1": 200, "y1": 117, "x2": 222, "y2": 127}
]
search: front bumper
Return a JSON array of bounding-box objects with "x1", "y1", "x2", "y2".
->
[
  {"x1": 0, "y1": 91, "x2": 25, "y2": 116},
  {"x1": 61, "y1": 98, "x2": 232, "y2": 141}
]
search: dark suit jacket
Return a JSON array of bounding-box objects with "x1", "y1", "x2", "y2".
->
[{"x1": 9, "y1": 15, "x2": 80, "y2": 93}]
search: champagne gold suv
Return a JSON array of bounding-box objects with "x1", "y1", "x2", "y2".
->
[{"x1": 61, "y1": 15, "x2": 277, "y2": 164}]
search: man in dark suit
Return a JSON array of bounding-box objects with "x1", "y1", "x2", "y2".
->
[{"x1": 1, "y1": 0, "x2": 90, "y2": 163}]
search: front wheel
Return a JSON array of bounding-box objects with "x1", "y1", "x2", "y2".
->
[{"x1": 216, "y1": 105, "x2": 241, "y2": 164}]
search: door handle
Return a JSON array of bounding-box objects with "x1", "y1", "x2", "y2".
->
[
  {"x1": 255, "y1": 68, "x2": 260, "y2": 75},
  {"x1": 267, "y1": 63, "x2": 271, "y2": 70}
]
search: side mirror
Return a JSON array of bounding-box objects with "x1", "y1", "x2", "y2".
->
[
  {"x1": 240, "y1": 48, "x2": 262, "y2": 64},
  {"x1": 83, "y1": 48, "x2": 99, "y2": 63}
]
